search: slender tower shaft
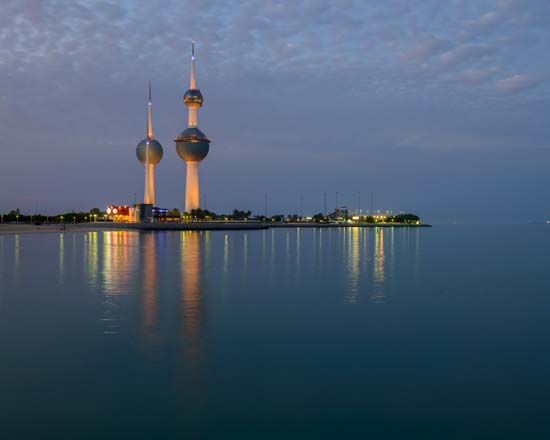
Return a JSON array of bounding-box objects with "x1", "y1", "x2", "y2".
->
[
  {"x1": 144, "y1": 84, "x2": 154, "y2": 205},
  {"x1": 185, "y1": 162, "x2": 200, "y2": 212},
  {"x1": 188, "y1": 43, "x2": 198, "y2": 128},
  {"x1": 145, "y1": 163, "x2": 155, "y2": 205}
]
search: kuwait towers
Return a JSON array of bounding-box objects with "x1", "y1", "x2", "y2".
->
[
  {"x1": 136, "y1": 83, "x2": 163, "y2": 205},
  {"x1": 175, "y1": 42, "x2": 211, "y2": 213}
]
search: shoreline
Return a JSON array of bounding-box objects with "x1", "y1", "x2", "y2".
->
[{"x1": 0, "y1": 222, "x2": 431, "y2": 235}]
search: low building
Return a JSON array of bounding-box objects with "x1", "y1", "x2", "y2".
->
[{"x1": 106, "y1": 205, "x2": 138, "y2": 223}]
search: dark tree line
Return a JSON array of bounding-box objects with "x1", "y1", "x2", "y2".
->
[
  {"x1": 0, "y1": 208, "x2": 105, "y2": 224},
  {"x1": 1, "y1": 207, "x2": 421, "y2": 225}
]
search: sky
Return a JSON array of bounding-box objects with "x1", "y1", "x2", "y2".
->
[{"x1": 0, "y1": 0, "x2": 549, "y2": 223}]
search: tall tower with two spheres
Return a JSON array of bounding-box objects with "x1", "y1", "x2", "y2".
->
[{"x1": 175, "y1": 42, "x2": 211, "y2": 213}]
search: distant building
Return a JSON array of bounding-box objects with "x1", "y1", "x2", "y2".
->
[
  {"x1": 328, "y1": 206, "x2": 350, "y2": 220},
  {"x1": 106, "y1": 205, "x2": 138, "y2": 223},
  {"x1": 152, "y1": 207, "x2": 181, "y2": 223}
]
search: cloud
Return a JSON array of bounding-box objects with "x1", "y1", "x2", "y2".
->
[
  {"x1": 439, "y1": 44, "x2": 494, "y2": 68},
  {"x1": 467, "y1": 11, "x2": 501, "y2": 29},
  {"x1": 400, "y1": 35, "x2": 448, "y2": 63},
  {"x1": 0, "y1": 0, "x2": 549, "y2": 222},
  {"x1": 459, "y1": 67, "x2": 495, "y2": 85},
  {"x1": 494, "y1": 74, "x2": 543, "y2": 94}
]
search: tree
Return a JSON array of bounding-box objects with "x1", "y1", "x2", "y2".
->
[
  {"x1": 365, "y1": 216, "x2": 375, "y2": 223},
  {"x1": 232, "y1": 209, "x2": 251, "y2": 220},
  {"x1": 394, "y1": 213, "x2": 420, "y2": 223},
  {"x1": 312, "y1": 213, "x2": 326, "y2": 223}
]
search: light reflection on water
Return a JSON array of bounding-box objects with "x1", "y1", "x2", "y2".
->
[
  {"x1": 3, "y1": 226, "x2": 550, "y2": 438},
  {"x1": 179, "y1": 231, "x2": 204, "y2": 388},
  {"x1": 1, "y1": 227, "x2": 420, "y2": 310},
  {"x1": 73, "y1": 228, "x2": 408, "y2": 341},
  {"x1": 1, "y1": 228, "x2": 419, "y2": 413},
  {"x1": 372, "y1": 227, "x2": 386, "y2": 303},
  {"x1": 141, "y1": 232, "x2": 157, "y2": 347}
]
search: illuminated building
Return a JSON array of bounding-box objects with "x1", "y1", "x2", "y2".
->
[
  {"x1": 175, "y1": 42, "x2": 211, "y2": 213},
  {"x1": 106, "y1": 205, "x2": 138, "y2": 223},
  {"x1": 151, "y1": 207, "x2": 181, "y2": 223},
  {"x1": 136, "y1": 83, "x2": 163, "y2": 205}
]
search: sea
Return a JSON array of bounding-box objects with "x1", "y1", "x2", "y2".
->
[{"x1": 0, "y1": 225, "x2": 549, "y2": 439}]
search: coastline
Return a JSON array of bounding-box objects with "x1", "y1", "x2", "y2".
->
[{"x1": 0, "y1": 221, "x2": 431, "y2": 235}]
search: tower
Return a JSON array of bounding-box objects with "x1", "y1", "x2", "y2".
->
[
  {"x1": 175, "y1": 42, "x2": 211, "y2": 213},
  {"x1": 136, "y1": 83, "x2": 163, "y2": 205}
]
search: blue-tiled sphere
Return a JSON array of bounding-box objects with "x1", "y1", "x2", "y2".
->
[
  {"x1": 136, "y1": 138, "x2": 163, "y2": 165},
  {"x1": 175, "y1": 127, "x2": 210, "y2": 162},
  {"x1": 183, "y1": 89, "x2": 203, "y2": 108}
]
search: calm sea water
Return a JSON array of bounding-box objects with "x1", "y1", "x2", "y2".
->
[{"x1": 0, "y1": 226, "x2": 549, "y2": 439}]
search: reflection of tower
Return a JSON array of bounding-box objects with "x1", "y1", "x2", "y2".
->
[
  {"x1": 175, "y1": 42, "x2": 211, "y2": 213},
  {"x1": 142, "y1": 233, "x2": 158, "y2": 338},
  {"x1": 180, "y1": 231, "x2": 203, "y2": 376},
  {"x1": 136, "y1": 83, "x2": 163, "y2": 205}
]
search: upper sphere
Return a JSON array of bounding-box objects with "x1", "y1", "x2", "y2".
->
[
  {"x1": 175, "y1": 127, "x2": 210, "y2": 162},
  {"x1": 136, "y1": 138, "x2": 164, "y2": 165},
  {"x1": 184, "y1": 89, "x2": 203, "y2": 108}
]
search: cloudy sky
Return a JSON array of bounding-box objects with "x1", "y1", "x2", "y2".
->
[{"x1": 1, "y1": 0, "x2": 549, "y2": 223}]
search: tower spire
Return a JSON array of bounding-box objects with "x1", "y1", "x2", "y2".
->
[
  {"x1": 190, "y1": 41, "x2": 197, "y2": 90},
  {"x1": 147, "y1": 81, "x2": 153, "y2": 140}
]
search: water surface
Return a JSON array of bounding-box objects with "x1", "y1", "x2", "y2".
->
[{"x1": 1, "y1": 226, "x2": 549, "y2": 438}]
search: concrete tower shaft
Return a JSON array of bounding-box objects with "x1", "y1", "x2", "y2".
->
[{"x1": 185, "y1": 162, "x2": 200, "y2": 212}]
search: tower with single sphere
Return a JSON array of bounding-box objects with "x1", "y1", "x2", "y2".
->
[
  {"x1": 175, "y1": 42, "x2": 211, "y2": 213},
  {"x1": 136, "y1": 83, "x2": 163, "y2": 205}
]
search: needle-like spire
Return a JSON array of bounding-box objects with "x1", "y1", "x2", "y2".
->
[
  {"x1": 189, "y1": 40, "x2": 197, "y2": 89},
  {"x1": 147, "y1": 81, "x2": 153, "y2": 140}
]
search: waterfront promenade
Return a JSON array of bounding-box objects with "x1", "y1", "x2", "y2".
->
[{"x1": 0, "y1": 221, "x2": 429, "y2": 235}]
